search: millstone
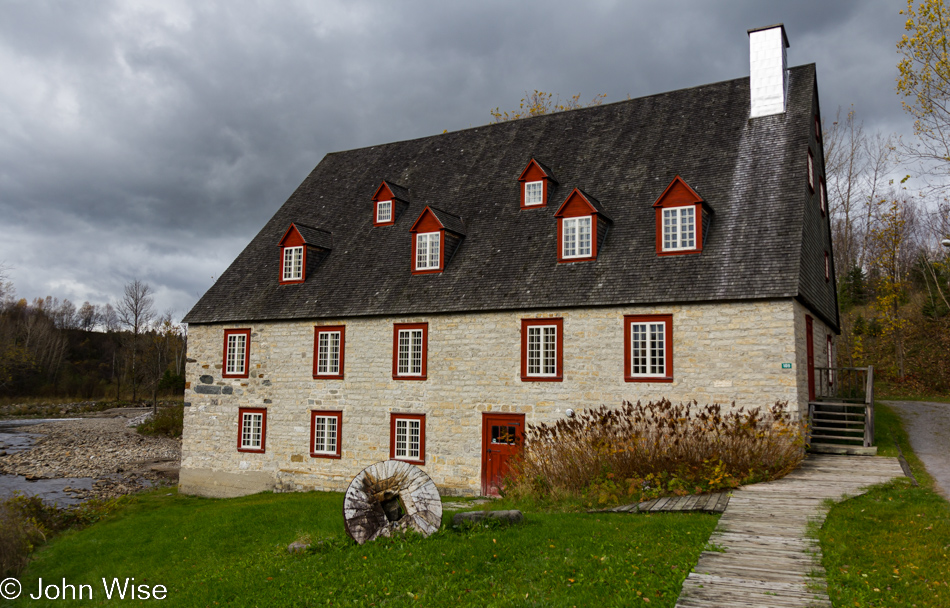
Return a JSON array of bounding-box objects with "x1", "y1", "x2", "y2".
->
[{"x1": 342, "y1": 460, "x2": 443, "y2": 544}]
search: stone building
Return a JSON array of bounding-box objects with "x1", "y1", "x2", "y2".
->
[{"x1": 180, "y1": 25, "x2": 838, "y2": 498}]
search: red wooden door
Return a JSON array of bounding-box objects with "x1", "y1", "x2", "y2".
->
[
  {"x1": 806, "y1": 315, "x2": 815, "y2": 401},
  {"x1": 481, "y1": 413, "x2": 525, "y2": 496}
]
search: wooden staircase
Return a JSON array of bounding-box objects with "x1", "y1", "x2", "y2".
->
[{"x1": 808, "y1": 366, "x2": 877, "y2": 456}]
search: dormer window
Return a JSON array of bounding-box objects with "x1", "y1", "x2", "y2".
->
[
  {"x1": 662, "y1": 207, "x2": 695, "y2": 251},
  {"x1": 415, "y1": 232, "x2": 441, "y2": 270},
  {"x1": 282, "y1": 246, "x2": 303, "y2": 281},
  {"x1": 554, "y1": 188, "x2": 611, "y2": 263},
  {"x1": 409, "y1": 206, "x2": 466, "y2": 275},
  {"x1": 562, "y1": 216, "x2": 592, "y2": 258},
  {"x1": 807, "y1": 149, "x2": 815, "y2": 191},
  {"x1": 372, "y1": 181, "x2": 410, "y2": 227},
  {"x1": 652, "y1": 176, "x2": 711, "y2": 256},
  {"x1": 278, "y1": 223, "x2": 332, "y2": 284},
  {"x1": 376, "y1": 200, "x2": 392, "y2": 224},
  {"x1": 819, "y1": 178, "x2": 827, "y2": 215},
  {"x1": 518, "y1": 159, "x2": 557, "y2": 209},
  {"x1": 524, "y1": 181, "x2": 544, "y2": 206}
]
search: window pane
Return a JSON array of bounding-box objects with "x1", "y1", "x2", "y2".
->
[
  {"x1": 543, "y1": 326, "x2": 557, "y2": 374},
  {"x1": 395, "y1": 419, "x2": 407, "y2": 456},
  {"x1": 679, "y1": 208, "x2": 695, "y2": 249},
  {"x1": 578, "y1": 217, "x2": 591, "y2": 256},
  {"x1": 242, "y1": 413, "x2": 262, "y2": 448},
  {"x1": 527, "y1": 326, "x2": 540, "y2": 374},
  {"x1": 416, "y1": 234, "x2": 428, "y2": 269},
  {"x1": 631, "y1": 323, "x2": 647, "y2": 375},
  {"x1": 398, "y1": 330, "x2": 410, "y2": 374},
  {"x1": 317, "y1": 331, "x2": 340, "y2": 375},
  {"x1": 377, "y1": 201, "x2": 391, "y2": 222},
  {"x1": 411, "y1": 330, "x2": 423, "y2": 374},
  {"x1": 227, "y1": 334, "x2": 246, "y2": 375},
  {"x1": 428, "y1": 233, "x2": 440, "y2": 268},
  {"x1": 664, "y1": 209, "x2": 677, "y2": 250},
  {"x1": 563, "y1": 218, "x2": 576, "y2": 257},
  {"x1": 525, "y1": 181, "x2": 543, "y2": 205}
]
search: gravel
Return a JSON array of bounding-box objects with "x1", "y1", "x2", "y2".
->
[{"x1": 0, "y1": 410, "x2": 181, "y2": 501}]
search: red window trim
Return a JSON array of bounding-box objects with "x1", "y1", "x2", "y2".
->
[
  {"x1": 815, "y1": 115, "x2": 821, "y2": 140},
  {"x1": 237, "y1": 407, "x2": 267, "y2": 453},
  {"x1": 310, "y1": 410, "x2": 343, "y2": 459},
  {"x1": 392, "y1": 323, "x2": 428, "y2": 380},
  {"x1": 520, "y1": 318, "x2": 564, "y2": 382},
  {"x1": 807, "y1": 149, "x2": 815, "y2": 192},
  {"x1": 313, "y1": 325, "x2": 345, "y2": 379},
  {"x1": 654, "y1": 203, "x2": 704, "y2": 257},
  {"x1": 825, "y1": 251, "x2": 830, "y2": 282},
  {"x1": 624, "y1": 314, "x2": 674, "y2": 383},
  {"x1": 410, "y1": 230, "x2": 445, "y2": 275},
  {"x1": 389, "y1": 412, "x2": 426, "y2": 465},
  {"x1": 279, "y1": 245, "x2": 307, "y2": 285},
  {"x1": 222, "y1": 329, "x2": 251, "y2": 379},
  {"x1": 373, "y1": 200, "x2": 396, "y2": 227},
  {"x1": 819, "y1": 178, "x2": 827, "y2": 216}
]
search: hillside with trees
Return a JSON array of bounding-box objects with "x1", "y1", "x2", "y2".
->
[{"x1": 0, "y1": 273, "x2": 185, "y2": 407}]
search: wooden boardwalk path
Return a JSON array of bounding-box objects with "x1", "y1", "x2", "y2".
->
[
  {"x1": 675, "y1": 454, "x2": 905, "y2": 607},
  {"x1": 593, "y1": 491, "x2": 730, "y2": 514}
]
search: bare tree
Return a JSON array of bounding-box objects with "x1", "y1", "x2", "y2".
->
[
  {"x1": 78, "y1": 301, "x2": 101, "y2": 331},
  {"x1": 116, "y1": 280, "x2": 155, "y2": 402}
]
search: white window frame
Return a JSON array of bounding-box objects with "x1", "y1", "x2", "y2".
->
[
  {"x1": 561, "y1": 216, "x2": 592, "y2": 259},
  {"x1": 397, "y1": 329, "x2": 424, "y2": 376},
  {"x1": 524, "y1": 181, "x2": 544, "y2": 206},
  {"x1": 628, "y1": 320, "x2": 667, "y2": 378},
  {"x1": 240, "y1": 410, "x2": 264, "y2": 451},
  {"x1": 394, "y1": 417, "x2": 421, "y2": 460},
  {"x1": 415, "y1": 232, "x2": 441, "y2": 270},
  {"x1": 526, "y1": 325, "x2": 558, "y2": 377},
  {"x1": 376, "y1": 200, "x2": 392, "y2": 224},
  {"x1": 311, "y1": 414, "x2": 339, "y2": 456},
  {"x1": 316, "y1": 330, "x2": 341, "y2": 376},
  {"x1": 225, "y1": 332, "x2": 248, "y2": 376},
  {"x1": 282, "y1": 246, "x2": 303, "y2": 281},
  {"x1": 662, "y1": 207, "x2": 696, "y2": 251}
]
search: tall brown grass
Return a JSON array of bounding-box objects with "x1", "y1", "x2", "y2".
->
[{"x1": 506, "y1": 400, "x2": 807, "y2": 506}]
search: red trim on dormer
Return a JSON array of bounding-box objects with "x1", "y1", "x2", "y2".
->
[
  {"x1": 653, "y1": 177, "x2": 705, "y2": 257},
  {"x1": 554, "y1": 188, "x2": 602, "y2": 263},
  {"x1": 372, "y1": 182, "x2": 397, "y2": 226},
  {"x1": 409, "y1": 207, "x2": 448, "y2": 274},
  {"x1": 807, "y1": 149, "x2": 815, "y2": 192},
  {"x1": 278, "y1": 224, "x2": 308, "y2": 284},
  {"x1": 819, "y1": 178, "x2": 827, "y2": 216},
  {"x1": 518, "y1": 159, "x2": 554, "y2": 209}
]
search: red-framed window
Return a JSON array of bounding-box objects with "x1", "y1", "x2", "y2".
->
[
  {"x1": 393, "y1": 323, "x2": 428, "y2": 380},
  {"x1": 624, "y1": 315, "x2": 673, "y2": 383},
  {"x1": 653, "y1": 176, "x2": 706, "y2": 257},
  {"x1": 555, "y1": 189, "x2": 603, "y2": 263},
  {"x1": 310, "y1": 410, "x2": 342, "y2": 458},
  {"x1": 819, "y1": 178, "x2": 827, "y2": 215},
  {"x1": 313, "y1": 325, "x2": 345, "y2": 379},
  {"x1": 518, "y1": 159, "x2": 554, "y2": 209},
  {"x1": 390, "y1": 413, "x2": 425, "y2": 464},
  {"x1": 237, "y1": 407, "x2": 266, "y2": 453},
  {"x1": 372, "y1": 182, "x2": 399, "y2": 227},
  {"x1": 222, "y1": 329, "x2": 251, "y2": 378},
  {"x1": 278, "y1": 224, "x2": 308, "y2": 284},
  {"x1": 815, "y1": 115, "x2": 821, "y2": 140},
  {"x1": 807, "y1": 149, "x2": 815, "y2": 192},
  {"x1": 825, "y1": 251, "x2": 830, "y2": 282},
  {"x1": 521, "y1": 318, "x2": 563, "y2": 382}
]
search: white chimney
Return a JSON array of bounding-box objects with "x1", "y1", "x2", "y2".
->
[{"x1": 748, "y1": 24, "x2": 789, "y2": 118}]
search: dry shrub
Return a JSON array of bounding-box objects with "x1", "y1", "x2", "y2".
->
[
  {"x1": 506, "y1": 400, "x2": 806, "y2": 506},
  {"x1": 0, "y1": 497, "x2": 46, "y2": 576}
]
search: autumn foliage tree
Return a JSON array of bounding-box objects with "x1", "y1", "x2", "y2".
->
[{"x1": 490, "y1": 91, "x2": 606, "y2": 122}]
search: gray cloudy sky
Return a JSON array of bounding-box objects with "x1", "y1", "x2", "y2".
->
[{"x1": 0, "y1": 0, "x2": 911, "y2": 319}]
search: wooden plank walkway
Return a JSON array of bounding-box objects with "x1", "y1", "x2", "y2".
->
[
  {"x1": 675, "y1": 454, "x2": 905, "y2": 608},
  {"x1": 593, "y1": 491, "x2": 730, "y2": 514}
]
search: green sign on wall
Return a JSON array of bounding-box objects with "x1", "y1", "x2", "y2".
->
[{"x1": 781, "y1": 363, "x2": 792, "y2": 369}]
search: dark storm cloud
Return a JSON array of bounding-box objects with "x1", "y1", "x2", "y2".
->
[{"x1": 0, "y1": 0, "x2": 910, "y2": 317}]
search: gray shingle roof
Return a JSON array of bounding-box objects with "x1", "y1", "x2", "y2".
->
[
  {"x1": 184, "y1": 64, "x2": 838, "y2": 332},
  {"x1": 423, "y1": 207, "x2": 466, "y2": 236},
  {"x1": 292, "y1": 224, "x2": 333, "y2": 250},
  {"x1": 382, "y1": 180, "x2": 410, "y2": 203}
]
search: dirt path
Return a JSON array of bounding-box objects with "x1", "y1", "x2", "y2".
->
[{"x1": 883, "y1": 400, "x2": 950, "y2": 500}]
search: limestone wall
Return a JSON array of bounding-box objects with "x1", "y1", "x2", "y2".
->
[{"x1": 181, "y1": 299, "x2": 807, "y2": 497}]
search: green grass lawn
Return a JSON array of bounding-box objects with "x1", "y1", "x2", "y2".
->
[
  {"x1": 12, "y1": 490, "x2": 716, "y2": 607},
  {"x1": 818, "y1": 402, "x2": 950, "y2": 607}
]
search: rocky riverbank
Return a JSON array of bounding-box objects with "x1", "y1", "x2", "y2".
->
[{"x1": 0, "y1": 408, "x2": 181, "y2": 501}]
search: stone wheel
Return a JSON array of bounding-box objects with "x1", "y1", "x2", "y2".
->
[{"x1": 343, "y1": 459, "x2": 443, "y2": 544}]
